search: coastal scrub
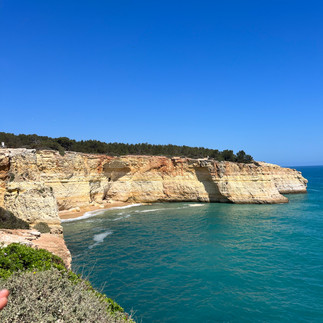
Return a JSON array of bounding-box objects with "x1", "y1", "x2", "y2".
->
[
  {"x1": 0, "y1": 243, "x2": 133, "y2": 322},
  {"x1": 0, "y1": 269, "x2": 130, "y2": 322}
]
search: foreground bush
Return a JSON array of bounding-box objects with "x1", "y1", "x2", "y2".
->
[
  {"x1": 0, "y1": 268, "x2": 132, "y2": 322},
  {"x1": 0, "y1": 243, "x2": 65, "y2": 279},
  {"x1": 0, "y1": 244, "x2": 133, "y2": 322}
]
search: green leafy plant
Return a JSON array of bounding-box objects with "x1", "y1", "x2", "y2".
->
[
  {"x1": 0, "y1": 243, "x2": 131, "y2": 320},
  {"x1": 0, "y1": 243, "x2": 65, "y2": 279}
]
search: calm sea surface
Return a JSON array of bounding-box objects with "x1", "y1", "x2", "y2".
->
[{"x1": 63, "y1": 166, "x2": 323, "y2": 322}]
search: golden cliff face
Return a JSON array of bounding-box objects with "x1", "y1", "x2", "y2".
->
[{"x1": 0, "y1": 149, "x2": 308, "y2": 226}]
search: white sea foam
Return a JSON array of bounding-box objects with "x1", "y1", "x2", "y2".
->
[
  {"x1": 84, "y1": 219, "x2": 97, "y2": 223},
  {"x1": 113, "y1": 214, "x2": 132, "y2": 221},
  {"x1": 188, "y1": 204, "x2": 204, "y2": 207},
  {"x1": 89, "y1": 230, "x2": 112, "y2": 249},
  {"x1": 61, "y1": 209, "x2": 105, "y2": 223},
  {"x1": 93, "y1": 231, "x2": 112, "y2": 242},
  {"x1": 135, "y1": 206, "x2": 194, "y2": 213},
  {"x1": 61, "y1": 203, "x2": 141, "y2": 223},
  {"x1": 72, "y1": 253, "x2": 82, "y2": 259},
  {"x1": 112, "y1": 203, "x2": 142, "y2": 210},
  {"x1": 135, "y1": 208, "x2": 163, "y2": 213}
]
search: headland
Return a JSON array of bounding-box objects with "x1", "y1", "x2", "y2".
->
[{"x1": 0, "y1": 148, "x2": 308, "y2": 263}]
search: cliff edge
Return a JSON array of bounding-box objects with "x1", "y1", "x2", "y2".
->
[
  {"x1": 0, "y1": 149, "x2": 307, "y2": 218},
  {"x1": 0, "y1": 149, "x2": 307, "y2": 261}
]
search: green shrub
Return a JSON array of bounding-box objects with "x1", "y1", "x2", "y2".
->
[
  {"x1": 58, "y1": 146, "x2": 65, "y2": 156},
  {"x1": 0, "y1": 131, "x2": 254, "y2": 161},
  {"x1": 33, "y1": 222, "x2": 50, "y2": 233},
  {"x1": 0, "y1": 268, "x2": 133, "y2": 322},
  {"x1": 0, "y1": 243, "x2": 131, "y2": 320},
  {"x1": 0, "y1": 243, "x2": 65, "y2": 279}
]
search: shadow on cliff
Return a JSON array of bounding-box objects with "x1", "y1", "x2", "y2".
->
[
  {"x1": 102, "y1": 163, "x2": 131, "y2": 201},
  {"x1": 0, "y1": 207, "x2": 30, "y2": 230},
  {"x1": 194, "y1": 167, "x2": 230, "y2": 203}
]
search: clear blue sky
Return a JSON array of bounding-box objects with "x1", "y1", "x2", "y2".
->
[{"x1": 0, "y1": 0, "x2": 322, "y2": 166}]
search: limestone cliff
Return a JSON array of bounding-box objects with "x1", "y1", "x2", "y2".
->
[
  {"x1": 0, "y1": 149, "x2": 307, "y2": 227},
  {"x1": 0, "y1": 149, "x2": 61, "y2": 233}
]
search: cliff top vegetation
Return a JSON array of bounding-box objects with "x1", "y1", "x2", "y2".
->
[{"x1": 0, "y1": 132, "x2": 253, "y2": 163}]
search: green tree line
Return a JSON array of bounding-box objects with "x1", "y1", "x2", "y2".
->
[{"x1": 0, "y1": 132, "x2": 253, "y2": 162}]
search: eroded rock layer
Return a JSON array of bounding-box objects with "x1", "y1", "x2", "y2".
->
[
  {"x1": 0, "y1": 149, "x2": 307, "y2": 224},
  {"x1": 0, "y1": 148, "x2": 308, "y2": 265}
]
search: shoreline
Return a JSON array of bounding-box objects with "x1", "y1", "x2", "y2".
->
[{"x1": 59, "y1": 202, "x2": 133, "y2": 221}]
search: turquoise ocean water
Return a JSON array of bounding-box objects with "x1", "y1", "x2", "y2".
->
[{"x1": 63, "y1": 166, "x2": 323, "y2": 322}]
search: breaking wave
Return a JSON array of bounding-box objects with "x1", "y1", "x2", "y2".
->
[
  {"x1": 113, "y1": 214, "x2": 132, "y2": 221},
  {"x1": 61, "y1": 204, "x2": 141, "y2": 223}
]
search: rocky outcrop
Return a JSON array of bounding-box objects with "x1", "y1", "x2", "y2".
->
[
  {"x1": 0, "y1": 148, "x2": 308, "y2": 267},
  {"x1": 0, "y1": 149, "x2": 60, "y2": 232},
  {"x1": 4, "y1": 183, "x2": 60, "y2": 232},
  {"x1": 0, "y1": 149, "x2": 307, "y2": 217}
]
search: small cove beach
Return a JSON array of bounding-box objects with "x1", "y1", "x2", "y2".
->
[{"x1": 59, "y1": 202, "x2": 143, "y2": 221}]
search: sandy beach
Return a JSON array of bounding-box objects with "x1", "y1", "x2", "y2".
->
[{"x1": 59, "y1": 202, "x2": 132, "y2": 220}]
